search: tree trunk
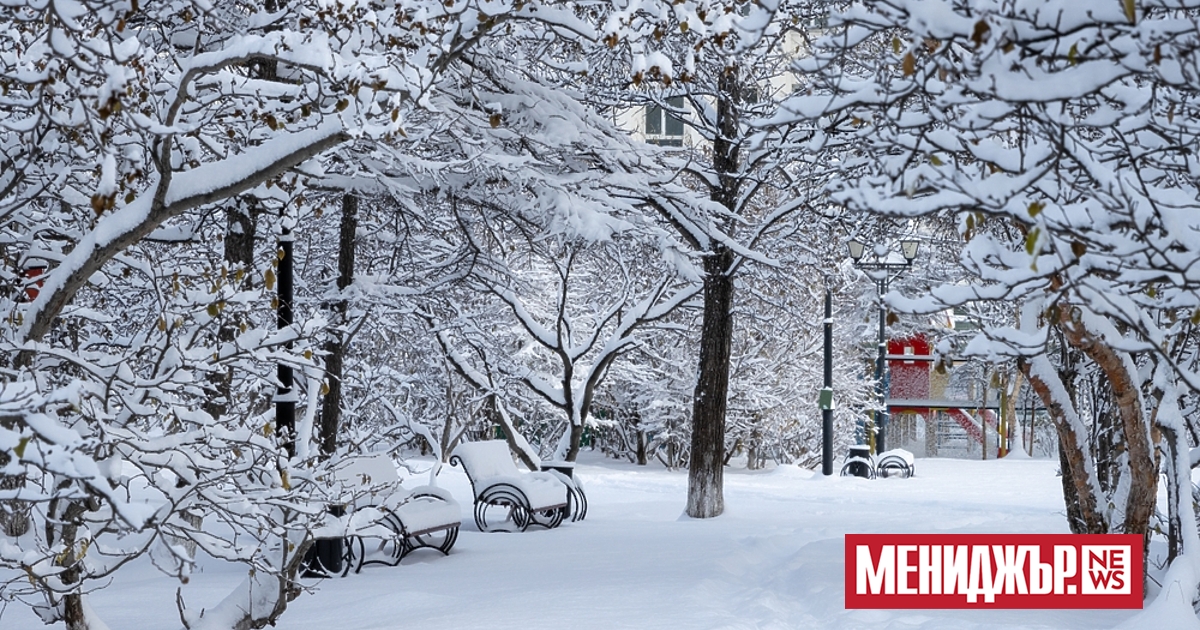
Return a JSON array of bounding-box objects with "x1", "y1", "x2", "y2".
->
[
  {"x1": 318, "y1": 193, "x2": 357, "y2": 458},
  {"x1": 53, "y1": 499, "x2": 89, "y2": 630},
  {"x1": 1020, "y1": 356, "x2": 1107, "y2": 534},
  {"x1": 1056, "y1": 438, "x2": 1089, "y2": 535},
  {"x1": 242, "y1": 538, "x2": 310, "y2": 630},
  {"x1": 204, "y1": 201, "x2": 257, "y2": 422},
  {"x1": 635, "y1": 410, "x2": 648, "y2": 466},
  {"x1": 62, "y1": 593, "x2": 87, "y2": 630},
  {"x1": 1058, "y1": 309, "x2": 1156, "y2": 540},
  {"x1": 687, "y1": 248, "x2": 735, "y2": 518},
  {"x1": 0, "y1": 415, "x2": 29, "y2": 536},
  {"x1": 195, "y1": 536, "x2": 313, "y2": 630},
  {"x1": 686, "y1": 62, "x2": 741, "y2": 519},
  {"x1": 565, "y1": 422, "x2": 584, "y2": 462},
  {"x1": 747, "y1": 440, "x2": 761, "y2": 471},
  {"x1": 1001, "y1": 368, "x2": 1023, "y2": 458},
  {"x1": 1, "y1": 359, "x2": 30, "y2": 536},
  {"x1": 980, "y1": 369, "x2": 989, "y2": 461},
  {"x1": 1162, "y1": 422, "x2": 1184, "y2": 565}
]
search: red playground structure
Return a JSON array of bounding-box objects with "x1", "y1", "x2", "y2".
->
[{"x1": 885, "y1": 334, "x2": 1005, "y2": 458}]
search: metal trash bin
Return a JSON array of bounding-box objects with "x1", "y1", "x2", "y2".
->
[
  {"x1": 301, "y1": 504, "x2": 346, "y2": 578},
  {"x1": 840, "y1": 444, "x2": 875, "y2": 479},
  {"x1": 540, "y1": 461, "x2": 587, "y2": 522}
]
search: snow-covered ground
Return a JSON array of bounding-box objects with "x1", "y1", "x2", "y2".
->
[{"x1": 5, "y1": 455, "x2": 1157, "y2": 629}]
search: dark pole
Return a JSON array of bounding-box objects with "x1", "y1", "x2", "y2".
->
[
  {"x1": 873, "y1": 274, "x2": 888, "y2": 455},
  {"x1": 319, "y1": 193, "x2": 358, "y2": 458},
  {"x1": 276, "y1": 215, "x2": 296, "y2": 458},
  {"x1": 822, "y1": 286, "x2": 834, "y2": 475}
]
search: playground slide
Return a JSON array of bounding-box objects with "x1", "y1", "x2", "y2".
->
[{"x1": 944, "y1": 408, "x2": 998, "y2": 445}]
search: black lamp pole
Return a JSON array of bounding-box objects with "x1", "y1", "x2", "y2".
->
[
  {"x1": 872, "y1": 273, "x2": 888, "y2": 453},
  {"x1": 276, "y1": 213, "x2": 296, "y2": 458},
  {"x1": 821, "y1": 286, "x2": 834, "y2": 475},
  {"x1": 848, "y1": 239, "x2": 919, "y2": 455}
]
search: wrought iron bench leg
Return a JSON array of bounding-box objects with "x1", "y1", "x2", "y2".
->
[
  {"x1": 474, "y1": 491, "x2": 531, "y2": 532},
  {"x1": 405, "y1": 524, "x2": 459, "y2": 558}
]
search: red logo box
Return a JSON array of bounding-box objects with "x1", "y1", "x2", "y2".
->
[{"x1": 845, "y1": 534, "x2": 1143, "y2": 609}]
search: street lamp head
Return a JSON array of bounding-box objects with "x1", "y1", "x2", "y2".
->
[
  {"x1": 900, "y1": 239, "x2": 919, "y2": 262},
  {"x1": 847, "y1": 239, "x2": 865, "y2": 261}
]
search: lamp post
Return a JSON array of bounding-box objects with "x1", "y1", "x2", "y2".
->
[
  {"x1": 276, "y1": 211, "x2": 296, "y2": 458},
  {"x1": 820, "y1": 282, "x2": 833, "y2": 476},
  {"x1": 848, "y1": 238, "x2": 919, "y2": 455}
]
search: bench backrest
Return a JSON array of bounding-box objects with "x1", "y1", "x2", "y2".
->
[
  {"x1": 332, "y1": 453, "x2": 400, "y2": 489},
  {"x1": 452, "y1": 441, "x2": 520, "y2": 484}
]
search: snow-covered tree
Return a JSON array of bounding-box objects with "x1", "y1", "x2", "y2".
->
[
  {"x1": 592, "y1": 0, "x2": 845, "y2": 517},
  {"x1": 0, "y1": 1, "x2": 618, "y2": 627},
  {"x1": 782, "y1": 0, "x2": 1200, "y2": 601},
  {"x1": 727, "y1": 252, "x2": 875, "y2": 469},
  {"x1": 422, "y1": 198, "x2": 698, "y2": 465},
  {"x1": 593, "y1": 335, "x2": 698, "y2": 468}
]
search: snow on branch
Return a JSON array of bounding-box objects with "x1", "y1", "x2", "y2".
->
[{"x1": 19, "y1": 120, "x2": 350, "y2": 344}]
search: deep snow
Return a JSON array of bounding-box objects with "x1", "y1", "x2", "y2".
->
[{"x1": 4, "y1": 455, "x2": 1161, "y2": 629}]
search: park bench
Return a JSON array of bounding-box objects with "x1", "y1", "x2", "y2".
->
[
  {"x1": 327, "y1": 453, "x2": 462, "y2": 574},
  {"x1": 875, "y1": 449, "x2": 915, "y2": 478},
  {"x1": 839, "y1": 446, "x2": 915, "y2": 479},
  {"x1": 450, "y1": 441, "x2": 570, "y2": 532}
]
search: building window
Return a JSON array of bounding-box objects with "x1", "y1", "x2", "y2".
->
[{"x1": 645, "y1": 96, "x2": 684, "y2": 147}]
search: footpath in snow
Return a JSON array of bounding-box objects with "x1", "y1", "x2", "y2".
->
[{"x1": 16, "y1": 455, "x2": 1149, "y2": 629}]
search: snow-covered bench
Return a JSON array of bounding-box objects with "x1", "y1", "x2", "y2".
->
[
  {"x1": 875, "y1": 449, "x2": 915, "y2": 479},
  {"x1": 450, "y1": 441, "x2": 569, "y2": 532},
  {"x1": 329, "y1": 453, "x2": 462, "y2": 573},
  {"x1": 839, "y1": 446, "x2": 915, "y2": 480}
]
